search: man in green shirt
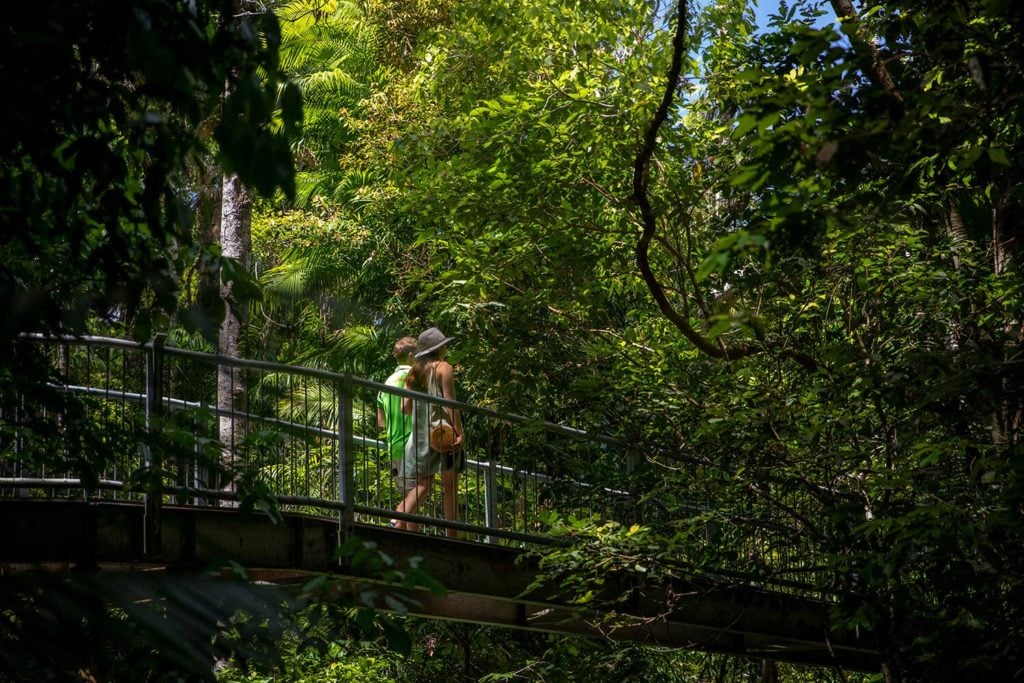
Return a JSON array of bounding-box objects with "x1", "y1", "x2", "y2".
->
[{"x1": 377, "y1": 337, "x2": 418, "y2": 512}]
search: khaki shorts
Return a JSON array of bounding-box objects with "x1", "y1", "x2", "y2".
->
[{"x1": 398, "y1": 448, "x2": 466, "y2": 491}]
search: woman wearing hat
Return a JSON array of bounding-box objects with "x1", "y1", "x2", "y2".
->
[{"x1": 393, "y1": 327, "x2": 464, "y2": 536}]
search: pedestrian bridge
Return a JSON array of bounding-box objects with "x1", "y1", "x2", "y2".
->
[{"x1": 0, "y1": 335, "x2": 879, "y2": 672}]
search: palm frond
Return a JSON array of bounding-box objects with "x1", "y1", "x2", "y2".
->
[
  {"x1": 262, "y1": 257, "x2": 311, "y2": 300},
  {"x1": 274, "y1": 0, "x2": 383, "y2": 210},
  {"x1": 292, "y1": 325, "x2": 385, "y2": 374}
]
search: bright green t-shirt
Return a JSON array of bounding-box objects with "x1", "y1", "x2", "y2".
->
[{"x1": 377, "y1": 365, "x2": 411, "y2": 462}]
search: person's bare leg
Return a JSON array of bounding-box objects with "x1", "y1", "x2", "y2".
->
[
  {"x1": 442, "y1": 469, "x2": 459, "y2": 538},
  {"x1": 396, "y1": 477, "x2": 431, "y2": 532}
]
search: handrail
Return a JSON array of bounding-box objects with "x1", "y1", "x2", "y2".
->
[
  {"x1": 48, "y1": 383, "x2": 385, "y2": 451},
  {"x1": 20, "y1": 333, "x2": 627, "y2": 447},
  {"x1": 21, "y1": 333, "x2": 641, "y2": 495},
  {"x1": 164, "y1": 345, "x2": 627, "y2": 446},
  {"x1": 47, "y1": 382, "x2": 635, "y2": 497},
  {"x1": 15, "y1": 333, "x2": 641, "y2": 535},
  {"x1": 9, "y1": 332, "x2": 825, "y2": 593}
]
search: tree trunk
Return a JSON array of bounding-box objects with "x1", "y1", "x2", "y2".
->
[
  {"x1": 215, "y1": 0, "x2": 254, "y2": 503},
  {"x1": 759, "y1": 660, "x2": 779, "y2": 683},
  {"x1": 991, "y1": 201, "x2": 1023, "y2": 450},
  {"x1": 828, "y1": 0, "x2": 902, "y2": 103},
  {"x1": 217, "y1": 171, "x2": 252, "y2": 501},
  {"x1": 947, "y1": 204, "x2": 968, "y2": 270}
]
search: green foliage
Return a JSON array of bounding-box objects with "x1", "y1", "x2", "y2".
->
[
  {"x1": 218, "y1": 639, "x2": 399, "y2": 683},
  {"x1": 0, "y1": 538, "x2": 444, "y2": 681},
  {"x1": 6, "y1": 0, "x2": 1024, "y2": 679},
  {"x1": 378, "y1": 0, "x2": 680, "y2": 420},
  {"x1": 523, "y1": 516, "x2": 681, "y2": 607},
  {"x1": 244, "y1": 2, "x2": 421, "y2": 381},
  {"x1": 250, "y1": 203, "x2": 406, "y2": 378},
  {"x1": 276, "y1": 0, "x2": 385, "y2": 208},
  {"x1": 0, "y1": 0, "x2": 299, "y2": 344},
  {"x1": 352, "y1": 0, "x2": 1024, "y2": 678}
]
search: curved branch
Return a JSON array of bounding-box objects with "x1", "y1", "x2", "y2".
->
[
  {"x1": 631, "y1": 1, "x2": 818, "y2": 371},
  {"x1": 634, "y1": 1, "x2": 726, "y2": 357}
]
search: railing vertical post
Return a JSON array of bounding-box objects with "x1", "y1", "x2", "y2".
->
[
  {"x1": 193, "y1": 417, "x2": 203, "y2": 506},
  {"x1": 625, "y1": 449, "x2": 640, "y2": 525},
  {"x1": 337, "y1": 377, "x2": 355, "y2": 545},
  {"x1": 143, "y1": 334, "x2": 166, "y2": 555},
  {"x1": 483, "y1": 459, "x2": 498, "y2": 544},
  {"x1": 56, "y1": 342, "x2": 69, "y2": 496}
]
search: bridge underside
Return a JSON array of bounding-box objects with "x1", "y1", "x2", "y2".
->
[{"x1": 0, "y1": 500, "x2": 878, "y2": 672}]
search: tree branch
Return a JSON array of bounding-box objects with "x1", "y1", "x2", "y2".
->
[
  {"x1": 632, "y1": 1, "x2": 817, "y2": 371},
  {"x1": 634, "y1": 1, "x2": 725, "y2": 356},
  {"x1": 828, "y1": 0, "x2": 903, "y2": 104}
]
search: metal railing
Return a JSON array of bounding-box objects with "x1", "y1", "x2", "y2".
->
[
  {"x1": 1, "y1": 335, "x2": 639, "y2": 547},
  {"x1": 0, "y1": 334, "x2": 831, "y2": 593}
]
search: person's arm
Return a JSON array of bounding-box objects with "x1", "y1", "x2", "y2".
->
[
  {"x1": 437, "y1": 362, "x2": 463, "y2": 447},
  {"x1": 376, "y1": 407, "x2": 386, "y2": 429},
  {"x1": 402, "y1": 396, "x2": 412, "y2": 415}
]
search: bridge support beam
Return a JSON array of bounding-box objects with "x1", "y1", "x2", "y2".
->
[{"x1": 0, "y1": 500, "x2": 879, "y2": 672}]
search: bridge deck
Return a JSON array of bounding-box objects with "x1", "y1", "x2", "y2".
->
[{"x1": 1, "y1": 499, "x2": 878, "y2": 671}]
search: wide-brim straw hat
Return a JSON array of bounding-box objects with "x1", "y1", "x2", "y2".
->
[{"x1": 415, "y1": 327, "x2": 455, "y2": 358}]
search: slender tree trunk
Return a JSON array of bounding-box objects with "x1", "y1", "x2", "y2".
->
[
  {"x1": 991, "y1": 197, "x2": 1020, "y2": 278},
  {"x1": 943, "y1": 203, "x2": 971, "y2": 351},
  {"x1": 991, "y1": 201, "x2": 1023, "y2": 449},
  {"x1": 461, "y1": 623, "x2": 472, "y2": 682},
  {"x1": 215, "y1": 0, "x2": 253, "y2": 503},
  {"x1": 947, "y1": 204, "x2": 968, "y2": 270},
  {"x1": 217, "y1": 172, "x2": 251, "y2": 500},
  {"x1": 186, "y1": 163, "x2": 223, "y2": 500},
  {"x1": 759, "y1": 660, "x2": 779, "y2": 683}
]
